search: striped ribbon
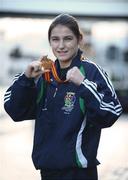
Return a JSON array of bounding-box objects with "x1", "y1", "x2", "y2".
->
[
  {"x1": 43, "y1": 55, "x2": 85, "y2": 83},
  {"x1": 44, "y1": 62, "x2": 68, "y2": 83}
]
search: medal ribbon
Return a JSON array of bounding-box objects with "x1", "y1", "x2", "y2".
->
[
  {"x1": 43, "y1": 54, "x2": 84, "y2": 83},
  {"x1": 44, "y1": 62, "x2": 68, "y2": 83}
]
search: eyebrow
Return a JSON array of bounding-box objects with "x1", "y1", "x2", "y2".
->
[{"x1": 50, "y1": 35, "x2": 73, "y2": 38}]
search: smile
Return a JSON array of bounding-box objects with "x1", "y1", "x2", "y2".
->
[{"x1": 58, "y1": 51, "x2": 68, "y2": 54}]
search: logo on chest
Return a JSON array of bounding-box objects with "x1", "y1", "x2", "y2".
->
[{"x1": 62, "y1": 92, "x2": 76, "y2": 114}]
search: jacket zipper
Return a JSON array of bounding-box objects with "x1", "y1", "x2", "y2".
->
[{"x1": 53, "y1": 87, "x2": 58, "y2": 97}]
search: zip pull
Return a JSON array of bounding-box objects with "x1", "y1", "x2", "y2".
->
[{"x1": 53, "y1": 87, "x2": 58, "y2": 97}]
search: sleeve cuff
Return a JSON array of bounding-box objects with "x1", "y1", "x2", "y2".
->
[{"x1": 18, "y1": 73, "x2": 35, "y2": 88}]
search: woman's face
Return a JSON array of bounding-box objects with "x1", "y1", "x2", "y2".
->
[{"x1": 50, "y1": 25, "x2": 81, "y2": 68}]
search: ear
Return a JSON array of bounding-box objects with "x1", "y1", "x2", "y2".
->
[
  {"x1": 78, "y1": 34, "x2": 83, "y2": 46},
  {"x1": 78, "y1": 34, "x2": 83, "y2": 44}
]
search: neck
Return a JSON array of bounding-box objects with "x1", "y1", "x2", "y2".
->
[
  {"x1": 59, "y1": 51, "x2": 78, "y2": 69},
  {"x1": 59, "y1": 60, "x2": 72, "y2": 69}
]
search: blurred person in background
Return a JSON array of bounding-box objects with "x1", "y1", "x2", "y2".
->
[{"x1": 4, "y1": 14, "x2": 122, "y2": 180}]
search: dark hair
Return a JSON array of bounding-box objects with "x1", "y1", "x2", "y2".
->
[{"x1": 48, "y1": 14, "x2": 82, "y2": 42}]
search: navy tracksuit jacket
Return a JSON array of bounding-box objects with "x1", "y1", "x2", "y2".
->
[{"x1": 4, "y1": 50, "x2": 122, "y2": 170}]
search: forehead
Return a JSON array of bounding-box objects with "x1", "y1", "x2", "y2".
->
[{"x1": 50, "y1": 25, "x2": 75, "y2": 37}]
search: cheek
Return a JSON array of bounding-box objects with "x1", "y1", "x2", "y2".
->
[
  {"x1": 68, "y1": 41, "x2": 78, "y2": 49},
  {"x1": 50, "y1": 42, "x2": 58, "y2": 51},
  {"x1": 51, "y1": 46, "x2": 57, "y2": 56},
  {"x1": 69, "y1": 44, "x2": 78, "y2": 52}
]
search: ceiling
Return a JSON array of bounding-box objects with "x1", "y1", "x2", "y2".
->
[{"x1": 0, "y1": 0, "x2": 128, "y2": 19}]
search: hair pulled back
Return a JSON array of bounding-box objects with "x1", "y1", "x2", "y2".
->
[{"x1": 48, "y1": 14, "x2": 82, "y2": 42}]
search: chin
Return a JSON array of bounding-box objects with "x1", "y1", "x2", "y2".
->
[
  {"x1": 58, "y1": 55, "x2": 71, "y2": 61},
  {"x1": 59, "y1": 58, "x2": 70, "y2": 63}
]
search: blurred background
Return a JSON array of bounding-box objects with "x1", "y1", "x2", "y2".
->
[{"x1": 0, "y1": 0, "x2": 128, "y2": 179}]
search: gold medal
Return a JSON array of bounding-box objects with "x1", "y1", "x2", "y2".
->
[{"x1": 40, "y1": 56, "x2": 68, "y2": 83}]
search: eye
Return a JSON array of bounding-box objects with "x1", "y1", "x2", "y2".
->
[
  {"x1": 64, "y1": 36, "x2": 73, "y2": 41},
  {"x1": 51, "y1": 37, "x2": 59, "y2": 42}
]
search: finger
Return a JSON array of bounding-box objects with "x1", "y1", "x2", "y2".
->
[
  {"x1": 34, "y1": 66, "x2": 41, "y2": 72},
  {"x1": 41, "y1": 66, "x2": 50, "y2": 73},
  {"x1": 66, "y1": 70, "x2": 73, "y2": 81},
  {"x1": 66, "y1": 70, "x2": 71, "y2": 80},
  {"x1": 33, "y1": 61, "x2": 43, "y2": 72}
]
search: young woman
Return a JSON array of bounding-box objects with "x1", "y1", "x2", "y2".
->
[{"x1": 4, "y1": 14, "x2": 122, "y2": 180}]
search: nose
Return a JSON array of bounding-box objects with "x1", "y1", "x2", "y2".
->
[{"x1": 58, "y1": 39, "x2": 65, "y2": 49}]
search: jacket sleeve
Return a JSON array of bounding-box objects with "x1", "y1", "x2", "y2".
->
[
  {"x1": 4, "y1": 73, "x2": 37, "y2": 121},
  {"x1": 79, "y1": 62, "x2": 122, "y2": 128}
]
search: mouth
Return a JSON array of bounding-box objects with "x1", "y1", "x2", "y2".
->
[{"x1": 57, "y1": 51, "x2": 68, "y2": 56}]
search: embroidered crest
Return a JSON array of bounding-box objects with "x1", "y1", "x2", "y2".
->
[{"x1": 62, "y1": 92, "x2": 76, "y2": 114}]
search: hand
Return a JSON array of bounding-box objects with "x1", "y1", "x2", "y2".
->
[
  {"x1": 24, "y1": 60, "x2": 50, "y2": 78},
  {"x1": 66, "y1": 66, "x2": 85, "y2": 86}
]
